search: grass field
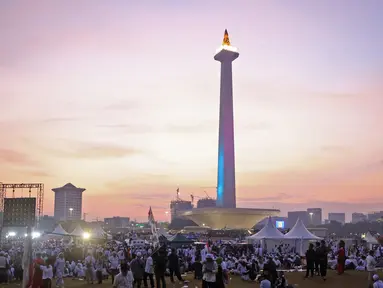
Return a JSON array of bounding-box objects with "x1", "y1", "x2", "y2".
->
[{"x1": 3, "y1": 270, "x2": 383, "y2": 288}]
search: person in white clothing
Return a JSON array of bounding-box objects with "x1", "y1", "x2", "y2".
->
[
  {"x1": 85, "y1": 253, "x2": 95, "y2": 284},
  {"x1": 143, "y1": 249, "x2": 154, "y2": 288},
  {"x1": 113, "y1": 263, "x2": 134, "y2": 288},
  {"x1": 373, "y1": 274, "x2": 383, "y2": 288},
  {"x1": 202, "y1": 254, "x2": 218, "y2": 288},
  {"x1": 367, "y1": 250, "x2": 377, "y2": 287},
  {"x1": 40, "y1": 261, "x2": 53, "y2": 288},
  {"x1": 109, "y1": 252, "x2": 120, "y2": 284}
]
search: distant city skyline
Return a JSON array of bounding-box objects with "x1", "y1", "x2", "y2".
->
[{"x1": 1, "y1": 1, "x2": 383, "y2": 221}]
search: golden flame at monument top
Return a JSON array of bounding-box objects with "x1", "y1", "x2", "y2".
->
[
  {"x1": 216, "y1": 29, "x2": 238, "y2": 54},
  {"x1": 222, "y1": 29, "x2": 231, "y2": 46}
]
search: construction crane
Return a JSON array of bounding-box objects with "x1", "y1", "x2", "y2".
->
[{"x1": 190, "y1": 187, "x2": 216, "y2": 203}]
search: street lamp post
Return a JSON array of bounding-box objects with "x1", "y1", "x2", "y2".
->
[
  {"x1": 69, "y1": 208, "x2": 74, "y2": 220},
  {"x1": 309, "y1": 212, "x2": 314, "y2": 225},
  {"x1": 165, "y1": 211, "x2": 169, "y2": 222}
]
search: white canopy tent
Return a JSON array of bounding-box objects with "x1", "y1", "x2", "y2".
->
[
  {"x1": 158, "y1": 226, "x2": 171, "y2": 238},
  {"x1": 92, "y1": 226, "x2": 106, "y2": 238},
  {"x1": 284, "y1": 219, "x2": 322, "y2": 255},
  {"x1": 248, "y1": 217, "x2": 285, "y2": 240},
  {"x1": 365, "y1": 232, "x2": 378, "y2": 244},
  {"x1": 91, "y1": 226, "x2": 113, "y2": 240},
  {"x1": 51, "y1": 224, "x2": 69, "y2": 235},
  {"x1": 365, "y1": 232, "x2": 378, "y2": 249},
  {"x1": 284, "y1": 219, "x2": 321, "y2": 240},
  {"x1": 70, "y1": 225, "x2": 85, "y2": 237},
  {"x1": 247, "y1": 217, "x2": 285, "y2": 250}
]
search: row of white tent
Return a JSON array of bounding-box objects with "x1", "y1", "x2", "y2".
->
[
  {"x1": 247, "y1": 217, "x2": 322, "y2": 241},
  {"x1": 247, "y1": 217, "x2": 322, "y2": 256},
  {"x1": 51, "y1": 224, "x2": 112, "y2": 240}
]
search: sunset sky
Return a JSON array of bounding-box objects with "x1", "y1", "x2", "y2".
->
[{"x1": 1, "y1": 1, "x2": 383, "y2": 222}]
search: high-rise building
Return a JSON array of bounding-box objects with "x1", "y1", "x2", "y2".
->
[
  {"x1": 52, "y1": 183, "x2": 85, "y2": 221},
  {"x1": 352, "y1": 212, "x2": 367, "y2": 223},
  {"x1": 367, "y1": 211, "x2": 383, "y2": 222},
  {"x1": 215, "y1": 30, "x2": 239, "y2": 209},
  {"x1": 307, "y1": 208, "x2": 322, "y2": 226},
  {"x1": 170, "y1": 200, "x2": 193, "y2": 222},
  {"x1": 287, "y1": 211, "x2": 309, "y2": 228},
  {"x1": 328, "y1": 212, "x2": 346, "y2": 224}
]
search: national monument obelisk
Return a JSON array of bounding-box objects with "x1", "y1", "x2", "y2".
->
[
  {"x1": 181, "y1": 30, "x2": 279, "y2": 229},
  {"x1": 214, "y1": 29, "x2": 239, "y2": 208}
]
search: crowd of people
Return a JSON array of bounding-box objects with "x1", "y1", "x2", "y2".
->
[{"x1": 0, "y1": 234, "x2": 382, "y2": 287}]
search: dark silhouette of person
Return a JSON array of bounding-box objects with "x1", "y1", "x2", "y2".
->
[
  {"x1": 314, "y1": 241, "x2": 320, "y2": 275},
  {"x1": 317, "y1": 240, "x2": 329, "y2": 281},
  {"x1": 168, "y1": 248, "x2": 184, "y2": 284},
  {"x1": 153, "y1": 246, "x2": 167, "y2": 288},
  {"x1": 305, "y1": 243, "x2": 316, "y2": 278},
  {"x1": 263, "y1": 257, "x2": 277, "y2": 287}
]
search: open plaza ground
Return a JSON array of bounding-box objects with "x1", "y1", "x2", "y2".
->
[{"x1": 4, "y1": 270, "x2": 383, "y2": 288}]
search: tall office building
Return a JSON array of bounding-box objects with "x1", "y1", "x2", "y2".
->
[
  {"x1": 215, "y1": 30, "x2": 239, "y2": 208},
  {"x1": 328, "y1": 212, "x2": 346, "y2": 224},
  {"x1": 307, "y1": 208, "x2": 322, "y2": 226},
  {"x1": 52, "y1": 183, "x2": 85, "y2": 221}
]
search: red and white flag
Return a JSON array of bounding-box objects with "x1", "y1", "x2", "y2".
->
[{"x1": 148, "y1": 207, "x2": 155, "y2": 223}]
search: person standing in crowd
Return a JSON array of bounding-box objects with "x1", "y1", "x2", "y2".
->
[
  {"x1": 113, "y1": 262, "x2": 134, "y2": 288},
  {"x1": 54, "y1": 253, "x2": 65, "y2": 288},
  {"x1": 305, "y1": 243, "x2": 316, "y2": 278},
  {"x1": 95, "y1": 251, "x2": 104, "y2": 284},
  {"x1": 0, "y1": 251, "x2": 9, "y2": 284},
  {"x1": 143, "y1": 249, "x2": 154, "y2": 288},
  {"x1": 153, "y1": 246, "x2": 167, "y2": 288},
  {"x1": 31, "y1": 252, "x2": 45, "y2": 288},
  {"x1": 192, "y1": 257, "x2": 203, "y2": 280},
  {"x1": 336, "y1": 240, "x2": 345, "y2": 275},
  {"x1": 263, "y1": 257, "x2": 277, "y2": 287},
  {"x1": 85, "y1": 252, "x2": 95, "y2": 285},
  {"x1": 215, "y1": 257, "x2": 228, "y2": 288},
  {"x1": 168, "y1": 248, "x2": 184, "y2": 284},
  {"x1": 130, "y1": 252, "x2": 145, "y2": 288},
  {"x1": 317, "y1": 240, "x2": 329, "y2": 281},
  {"x1": 40, "y1": 259, "x2": 53, "y2": 288},
  {"x1": 202, "y1": 254, "x2": 218, "y2": 288},
  {"x1": 367, "y1": 250, "x2": 377, "y2": 288},
  {"x1": 109, "y1": 251, "x2": 120, "y2": 284},
  {"x1": 314, "y1": 242, "x2": 320, "y2": 276}
]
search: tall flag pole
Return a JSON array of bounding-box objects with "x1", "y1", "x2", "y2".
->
[{"x1": 148, "y1": 207, "x2": 159, "y2": 248}]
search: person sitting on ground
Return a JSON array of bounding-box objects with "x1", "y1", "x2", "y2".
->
[{"x1": 373, "y1": 274, "x2": 383, "y2": 288}]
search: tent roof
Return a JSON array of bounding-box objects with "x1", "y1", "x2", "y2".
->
[
  {"x1": 247, "y1": 217, "x2": 285, "y2": 240},
  {"x1": 52, "y1": 224, "x2": 68, "y2": 235},
  {"x1": 158, "y1": 226, "x2": 170, "y2": 237},
  {"x1": 365, "y1": 232, "x2": 378, "y2": 244},
  {"x1": 70, "y1": 225, "x2": 85, "y2": 237},
  {"x1": 284, "y1": 219, "x2": 321, "y2": 240},
  {"x1": 167, "y1": 233, "x2": 194, "y2": 243},
  {"x1": 92, "y1": 226, "x2": 106, "y2": 239}
]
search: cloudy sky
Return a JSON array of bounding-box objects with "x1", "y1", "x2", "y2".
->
[{"x1": 1, "y1": 0, "x2": 383, "y2": 221}]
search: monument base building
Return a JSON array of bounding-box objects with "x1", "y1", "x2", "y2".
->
[{"x1": 182, "y1": 207, "x2": 279, "y2": 229}]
